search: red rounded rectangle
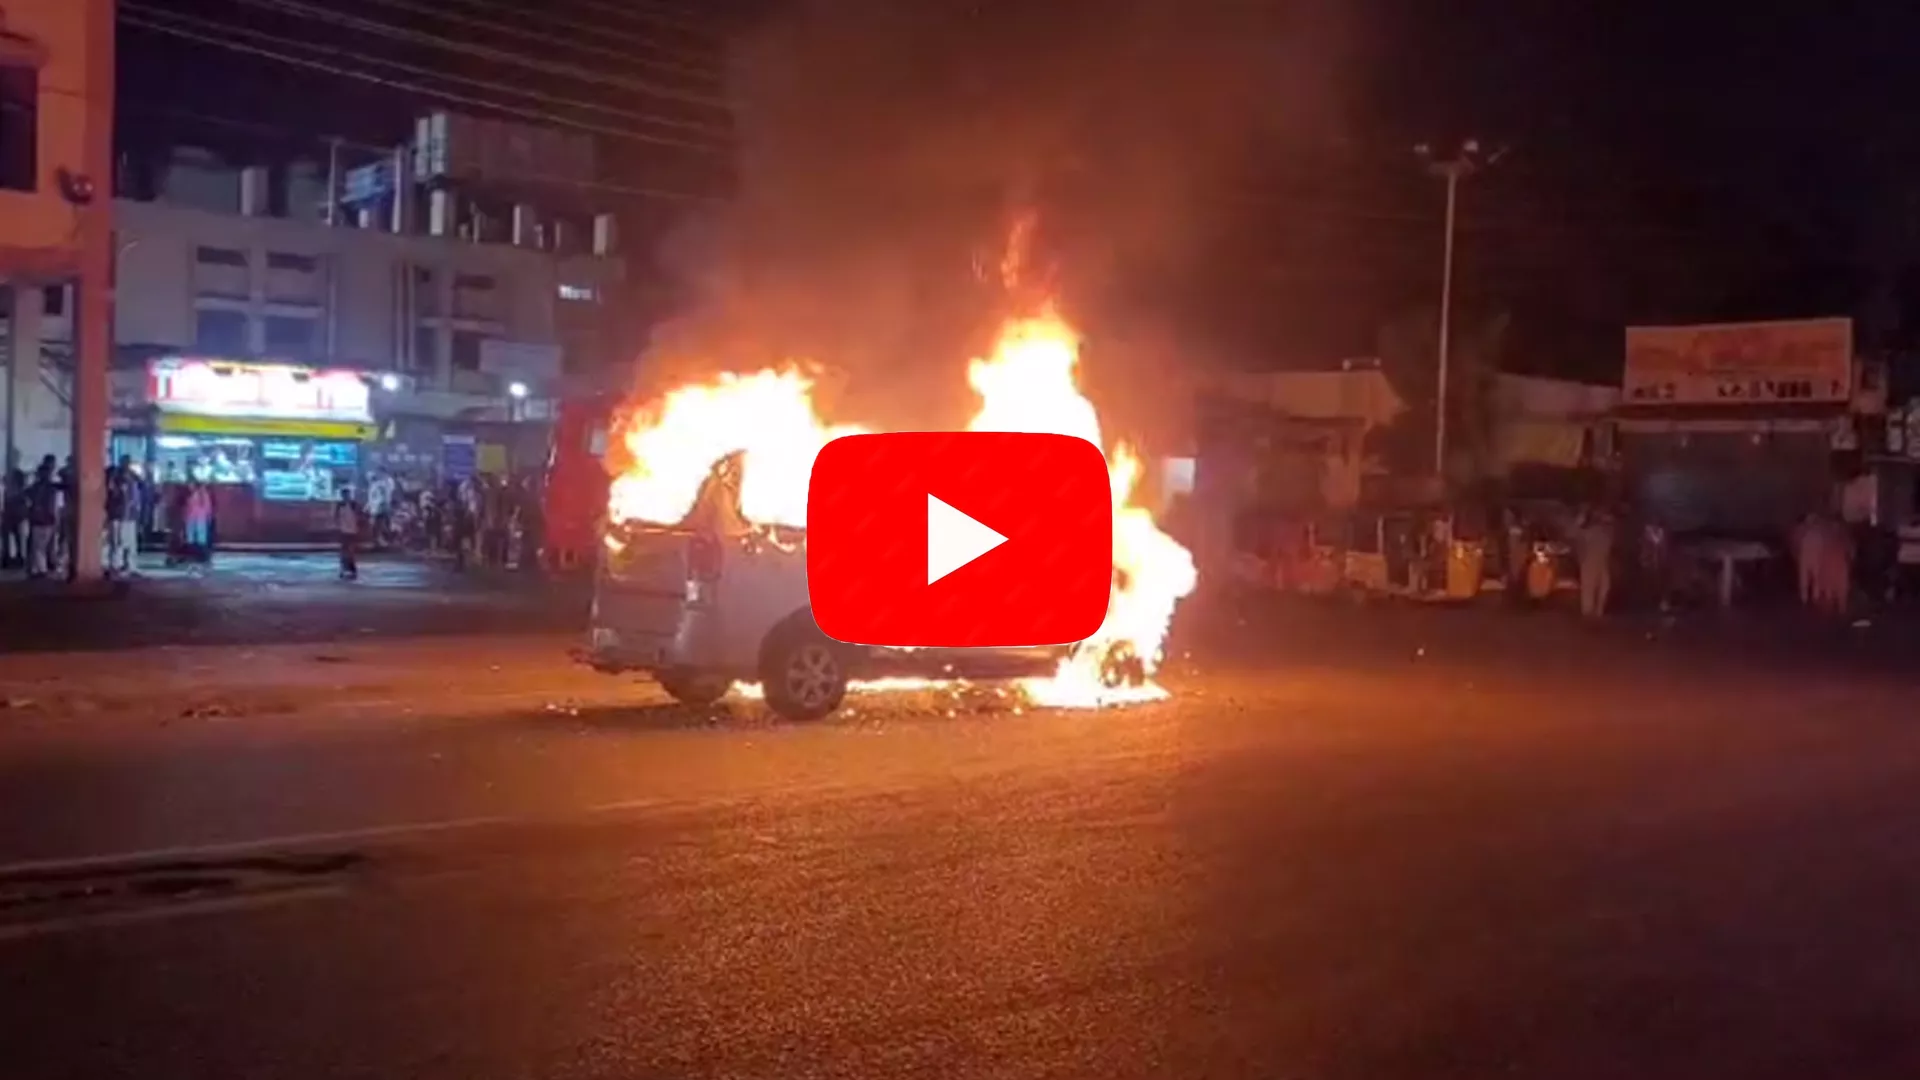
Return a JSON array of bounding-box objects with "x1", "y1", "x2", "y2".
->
[{"x1": 807, "y1": 431, "x2": 1113, "y2": 647}]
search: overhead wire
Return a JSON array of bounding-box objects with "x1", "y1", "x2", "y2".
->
[
  {"x1": 125, "y1": 3, "x2": 732, "y2": 145},
  {"x1": 556, "y1": 0, "x2": 722, "y2": 39},
  {"x1": 118, "y1": 101, "x2": 727, "y2": 203},
  {"x1": 214, "y1": 0, "x2": 733, "y2": 112},
  {"x1": 313, "y1": 0, "x2": 726, "y2": 86},
  {"x1": 122, "y1": 13, "x2": 733, "y2": 155}
]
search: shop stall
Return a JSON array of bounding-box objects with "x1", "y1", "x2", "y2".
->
[{"x1": 119, "y1": 358, "x2": 375, "y2": 543}]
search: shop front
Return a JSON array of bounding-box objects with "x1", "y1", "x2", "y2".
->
[{"x1": 118, "y1": 358, "x2": 376, "y2": 543}]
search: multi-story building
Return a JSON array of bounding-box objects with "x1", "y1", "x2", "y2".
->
[
  {"x1": 0, "y1": 0, "x2": 111, "y2": 487},
  {"x1": 6, "y1": 111, "x2": 630, "y2": 539}
]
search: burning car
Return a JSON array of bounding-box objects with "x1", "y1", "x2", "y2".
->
[{"x1": 583, "y1": 306, "x2": 1196, "y2": 721}]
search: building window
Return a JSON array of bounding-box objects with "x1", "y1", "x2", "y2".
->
[
  {"x1": 412, "y1": 325, "x2": 439, "y2": 371},
  {"x1": 451, "y1": 329, "x2": 492, "y2": 371},
  {"x1": 266, "y1": 251, "x2": 319, "y2": 273},
  {"x1": 558, "y1": 283, "x2": 598, "y2": 302},
  {"x1": 193, "y1": 309, "x2": 250, "y2": 354},
  {"x1": 0, "y1": 63, "x2": 37, "y2": 193},
  {"x1": 196, "y1": 246, "x2": 249, "y2": 267},
  {"x1": 41, "y1": 284, "x2": 64, "y2": 316},
  {"x1": 263, "y1": 314, "x2": 318, "y2": 359}
]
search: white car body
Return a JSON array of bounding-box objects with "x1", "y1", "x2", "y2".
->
[{"x1": 584, "y1": 455, "x2": 1064, "y2": 719}]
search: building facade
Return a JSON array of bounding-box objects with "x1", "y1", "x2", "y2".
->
[
  {"x1": 0, "y1": 0, "x2": 112, "y2": 484},
  {"x1": 0, "y1": 113, "x2": 625, "y2": 534},
  {"x1": 3, "y1": 115, "x2": 628, "y2": 538}
]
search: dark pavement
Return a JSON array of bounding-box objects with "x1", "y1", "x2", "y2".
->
[
  {"x1": 0, "y1": 551, "x2": 588, "y2": 652},
  {"x1": 5, "y1": 601, "x2": 1920, "y2": 1077}
]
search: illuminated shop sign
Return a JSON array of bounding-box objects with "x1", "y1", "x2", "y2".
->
[{"x1": 148, "y1": 358, "x2": 373, "y2": 423}]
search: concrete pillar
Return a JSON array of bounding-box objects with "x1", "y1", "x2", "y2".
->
[
  {"x1": 6, "y1": 283, "x2": 42, "y2": 474},
  {"x1": 69, "y1": 0, "x2": 116, "y2": 583},
  {"x1": 434, "y1": 270, "x2": 453, "y2": 390},
  {"x1": 512, "y1": 204, "x2": 539, "y2": 248},
  {"x1": 429, "y1": 189, "x2": 455, "y2": 237},
  {"x1": 593, "y1": 213, "x2": 618, "y2": 256},
  {"x1": 239, "y1": 166, "x2": 270, "y2": 216},
  {"x1": 389, "y1": 146, "x2": 412, "y2": 234}
]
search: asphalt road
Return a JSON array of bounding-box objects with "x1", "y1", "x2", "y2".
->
[
  {"x1": 0, "y1": 552, "x2": 587, "y2": 653},
  {"x1": 5, "y1": 602, "x2": 1920, "y2": 1078}
]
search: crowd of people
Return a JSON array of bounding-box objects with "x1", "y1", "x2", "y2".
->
[
  {"x1": 373, "y1": 471, "x2": 547, "y2": 573},
  {"x1": 0, "y1": 454, "x2": 149, "y2": 579},
  {"x1": 2, "y1": 458, "x2": 548, "y2": 582}
]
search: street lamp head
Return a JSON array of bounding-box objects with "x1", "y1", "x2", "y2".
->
[
  {"x1": 1463, "y1": 137, "x2": 1482, "y2": 156},
  {"x1": 508, "y1": 381, "x2": 529, "y2": 399},
  {"x1": 1413, "y1": 142, "x2": 1433, "y2": 160}
]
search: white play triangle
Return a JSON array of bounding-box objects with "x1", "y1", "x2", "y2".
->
[{"x1": 926, "y1": 493, "x2": 1008, "y2": 585}]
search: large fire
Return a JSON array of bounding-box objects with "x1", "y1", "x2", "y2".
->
[
  {"x1": 606, "y1": 295, "x2": 1195, "y2": 708},
  {"x1": 607, "y1": 369, "x2": 866, "y2": 529}
]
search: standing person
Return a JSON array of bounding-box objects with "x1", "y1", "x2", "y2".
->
[
  {"x1": 1, "y1": 467, "x2": 25, "y2": 570},
  {"x1": 421, "y1": 484, "x2": 443, "y2": 554},
  {"x1": 54, "y1": 455, "x2": 77, "y2": 576},
  {"x1": 1638, "y1": 517, "x2": 1671, "y2": 612},
  {"x1": 103, "y1": 456, "x2": 140, "y2": 576},
  {"x1": 1501, "y1": 506, "x2": 1529, "y2": 604},
  {"x1": 451, "y1": 477, "x2": 476, "y2": 571},
  {"x1": 483, "y1": 477, "x2": 509, "y2": 567},
  {"x1": 1575, "y1": 504, "x2": 1617, "y2": 619},
  {"x1": 24, "y1": 458, "x2": 60, "y2": 579},
  {"x1": 183, "y1": 481, "x2": 214, "y2": 564},
  {"x1": 1794, "y1": 512, "x2": 1823, "y2": 609},
  {"x1": 335, "y1": 487, "x2": 362, "y2": 581},
  {"x1": 1839, "y1": 468, "x2": 1889, "y2": 604},
  {"x1": 1817, "y1": 516, "x2": 1854, "y2": 616},
  {"x1": 366, "y1": 470, "x2": 394, "y2": 548},
  {"x1": 162, "y1": 482, "x2": 189, "y2": 566},
  {"x1": 517, "y1": 477, "x2": 545, "y2": 574}
]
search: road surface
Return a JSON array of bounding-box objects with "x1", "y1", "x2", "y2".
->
[{"x1": 3, "y1": 600, "x2": 1920, "y2": 1078}]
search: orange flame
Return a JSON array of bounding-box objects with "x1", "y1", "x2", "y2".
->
[
  {"x1": 605, "y1": 236, "x2": 1194, "y2": 708},
  {"x1": 964, "y1": 306, "x2": 1196, "y2": 706},
  {"x1": 607, "y1": 368, "x2": 865, "y2": 529}
]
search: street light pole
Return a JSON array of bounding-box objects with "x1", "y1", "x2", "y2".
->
[
  {"x1": 1434, "y1": 165, "x2": 1460, "y2": 481},
  {"x1": 1415, "y1": 138, "x2": 1503, "y2": 482}
]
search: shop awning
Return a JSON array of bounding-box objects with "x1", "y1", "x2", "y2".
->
[{"x1": 155, "y1": 412, "x2": 376, "y2": 441}]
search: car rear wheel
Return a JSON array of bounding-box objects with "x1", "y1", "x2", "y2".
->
[
  {"x1": 656, "y1": 668, "x2": 732, "y2": 707},
  {"x1": 759, "y1": 624, "x2": 848, "y2": 722}
]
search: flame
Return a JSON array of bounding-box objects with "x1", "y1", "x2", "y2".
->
[
  {"x1": 965, "y1": 307, "x2": 1196, "y2": 706},
  {"x1": 607, "y1": 368, "x2": 865, "y2": 529},
  {"x1": 604, "y1": 252, "x2": 1195, "y2": 710}
]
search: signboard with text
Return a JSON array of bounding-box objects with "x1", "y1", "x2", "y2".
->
[
  {"x1": 148, "y1": 358, "x2": 373, "y2": 424},
  {"x1": 1623, "y1": 317, "x2": 1853, "y2": 406}
]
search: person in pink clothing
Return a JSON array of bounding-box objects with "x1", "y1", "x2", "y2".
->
[{"x1": 183, "y1": 482, "x2": 214, "y2": 563}]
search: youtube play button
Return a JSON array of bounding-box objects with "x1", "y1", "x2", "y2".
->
[
  {"x1": 926, "y1": 494, "x2": 1007, "y2": 585},
  {"x1": 807, "y1": 431, "x2": 1113, "y2": 647}
]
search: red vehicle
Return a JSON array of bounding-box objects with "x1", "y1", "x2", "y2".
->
[{"x1": 542, "y1": 393, "x2": 619, "y2": 573}]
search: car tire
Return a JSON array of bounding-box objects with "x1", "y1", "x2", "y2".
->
[
  {"x1": 758, "y1": 621, "x2": 848, "y2": 722},
  {"x1": 656, "y1": 668, "x2": 732, "y2": 707}
]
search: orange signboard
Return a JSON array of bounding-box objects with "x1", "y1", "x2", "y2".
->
[{"x1": 1623, "y1": 317, "x2": 1853, "y2": 406}]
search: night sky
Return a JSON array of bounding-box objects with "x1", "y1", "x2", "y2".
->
[{"x1": 114, "y1": 0, "x2": 1920, "y2": 398}]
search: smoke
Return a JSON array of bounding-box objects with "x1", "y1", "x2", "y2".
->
[{"x1": 644, "y1": 0, "x2": 1353, "y2": 430}]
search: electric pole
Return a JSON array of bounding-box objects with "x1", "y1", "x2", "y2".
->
[
  {"x1": 1415, "y1": 137, "x2": 1503, "y2": 482},
  {"x1": 69, "y1": 0, "x2": 117, "y2": 583}
]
